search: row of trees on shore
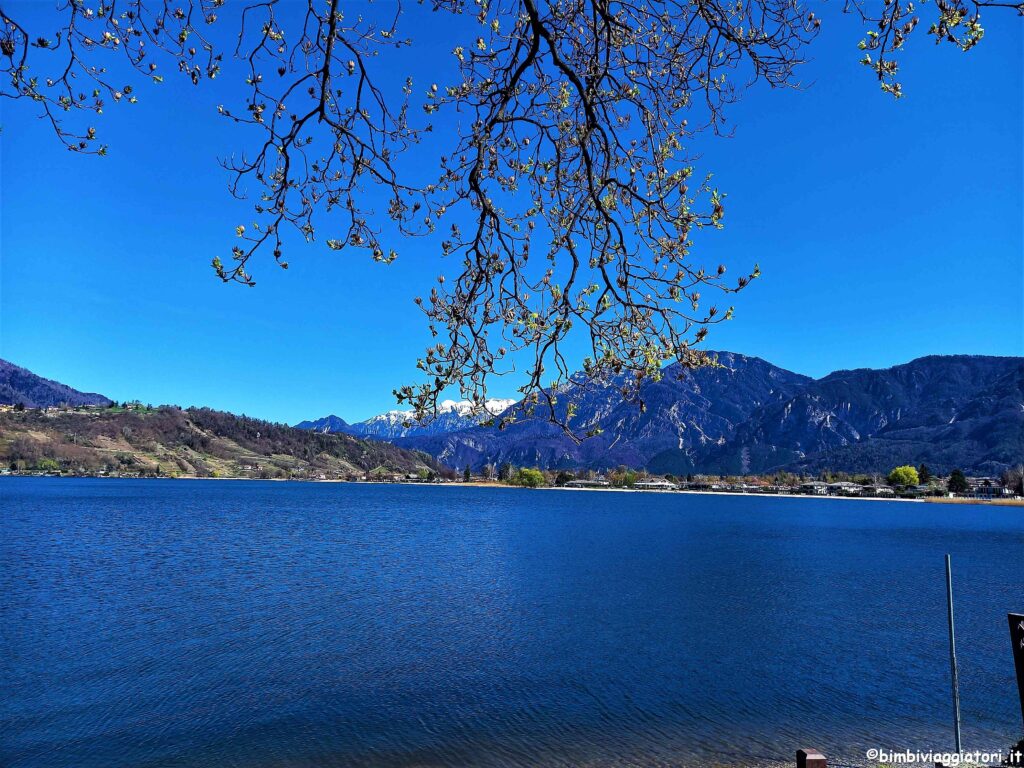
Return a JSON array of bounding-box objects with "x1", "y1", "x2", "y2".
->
[{"x1": 470, "y1": 462, "x2": 1024, "y2": 495}]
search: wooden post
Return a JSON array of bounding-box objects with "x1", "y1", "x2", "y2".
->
[{"x1": 797, "y1": 749, "x2": 827, "y2": 768}]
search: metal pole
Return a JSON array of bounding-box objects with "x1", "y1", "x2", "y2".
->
[
  {"x1": 945, "y1": 554, "x2": 962, "y2": 753},
  {"x1": 1009, "y1": 613, "x2": 1024, "y2": 729}
]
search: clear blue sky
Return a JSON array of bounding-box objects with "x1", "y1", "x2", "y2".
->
[{"x1": 1, "y1": 2, "x2": 1021, "y2": 424}]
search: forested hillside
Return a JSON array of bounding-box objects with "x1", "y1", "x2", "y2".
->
[{"x1": 0, "y1": 406, "x2": 442, "y2": 479}]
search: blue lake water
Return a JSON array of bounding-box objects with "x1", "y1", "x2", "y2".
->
[{"x1": 2, "y1": 477, "x2": 1023, "y2": 768}]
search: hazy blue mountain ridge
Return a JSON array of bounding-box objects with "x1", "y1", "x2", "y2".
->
[{"x1": 0, "y1": 359, "x2": 112, "y2": 408}]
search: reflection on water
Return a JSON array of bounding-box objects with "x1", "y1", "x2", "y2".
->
[{"x1": 2, "y1": 478, "x2": 1022, "y2": 768}]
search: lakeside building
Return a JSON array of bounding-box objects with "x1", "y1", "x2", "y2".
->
[
  {"x1": 760, "y1": 484, "x2": 798, "y2": 494},
  {"x1": 681, "y1": 479, "x2": 726, "y2": 491},
  {"x1": 860, "y1": 485, "x2": 897, "y2": 497},
  {"x1": 965, "y1": 476, "x2": 1014, "y2": 498},
  {"x1": 633, "y1": 478, "x2": 678, "y2": 491},
  {"x1": 727, "y1": 482, "x2": 764, "y2": 493},
  {"x1": 799, "y1": 481, "x2": 829, "y2": 495},
  {"x1": 827, "y1": 481, "x2": 863, "y2": 497},
  {"x1": 564, "y1": 478, "x2": 611, "y2": 488}
]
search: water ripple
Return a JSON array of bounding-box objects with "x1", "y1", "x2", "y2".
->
[{"x1": 2, "y1": 478, "x2": 1022, "y2": 768}]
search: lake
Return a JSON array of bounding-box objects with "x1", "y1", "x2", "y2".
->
[{"x1": 2, "y1": 478, "x2": 1022, "y2": 767}]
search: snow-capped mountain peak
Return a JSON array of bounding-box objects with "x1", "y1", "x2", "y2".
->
[{"x1": 296, "y1": 398, "x2": 517, "y2": 441}]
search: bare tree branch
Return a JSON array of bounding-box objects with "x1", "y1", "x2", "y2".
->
[{"x1": 2, "y1": 0, "x2": 1019, "y2": 436}]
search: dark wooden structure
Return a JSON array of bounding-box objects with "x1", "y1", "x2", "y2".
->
[{"x1": 797, "y1": 749, "x2": 826, "y2": 768}]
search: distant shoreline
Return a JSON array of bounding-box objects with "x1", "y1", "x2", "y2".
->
[
  {"x1": 451, "y1": 482, "x2": 930, "y2": 503},
  {"x1": 429, "y1": 481, "x2": 1024, "y2": 505},
  {"x1": 4, "y1": 473, "x2": 1020, "y2": 505}
]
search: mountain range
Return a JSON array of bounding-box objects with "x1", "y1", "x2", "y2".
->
[
  {"x1": 298, "y1": 398, "x2": 518, "y2": 440},
  {"x1": 299, "y1": 353, "x2": 1023, "y2": 475},
  {"x1": 4, "y1": 353, "x2": 1019, "y2": 477}
]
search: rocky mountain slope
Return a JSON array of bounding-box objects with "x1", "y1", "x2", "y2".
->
[
  {"x1": 386, "y1": 353, "x2": 1022, "y2": 475},
  {"x1": 705, "y1": 356, "x2": 1024, "y2": 476},
  {"x1": 393, "y1": 352, "x2": 811, "y2": 470}
]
